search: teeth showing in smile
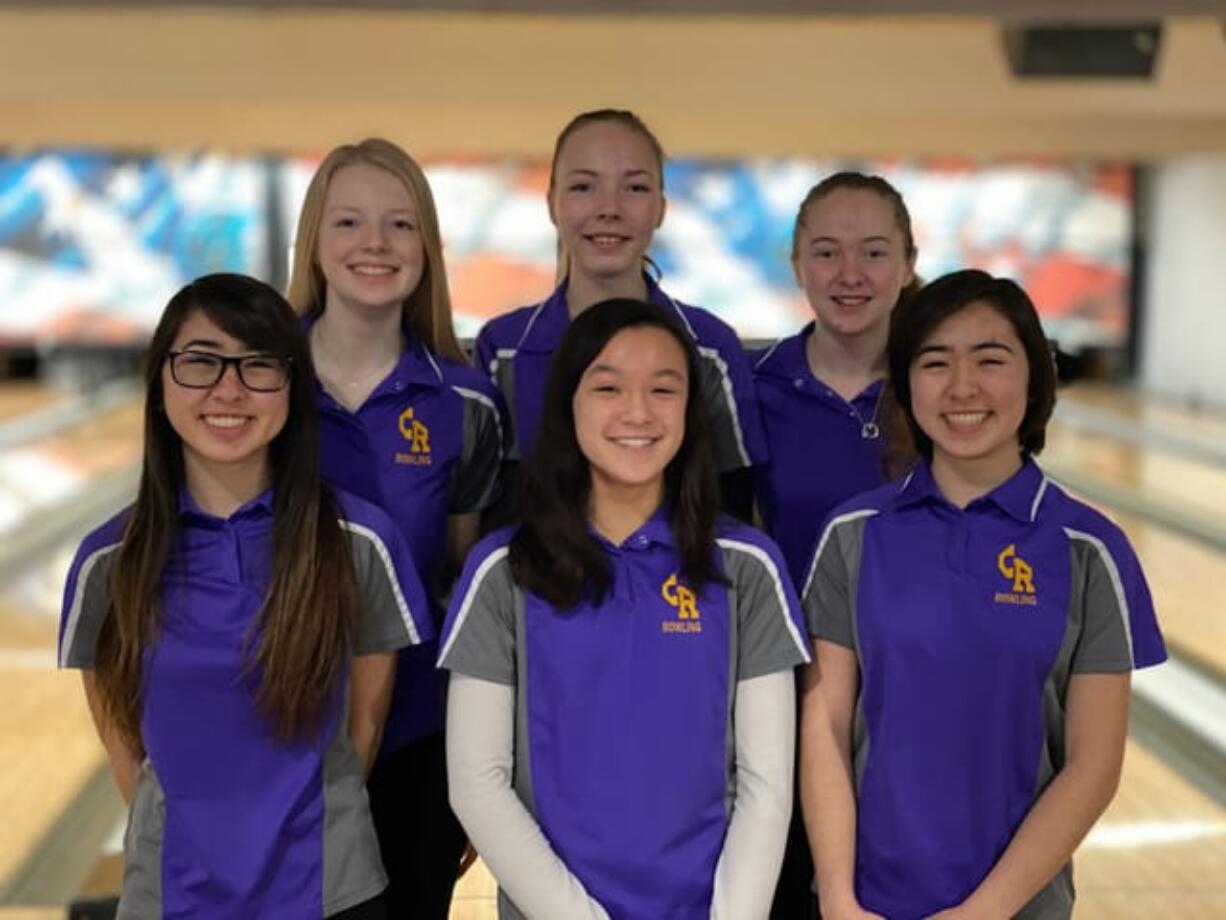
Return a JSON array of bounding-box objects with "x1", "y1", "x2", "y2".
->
[
  {"x1": 946, "y1": 412, "x2": 989, "y2": 426},
  {"x1": 589, "y1": 235, "x2": 626, "y2": 246},
  {"x1": 204, "y1": 415, "x2": 250, "y2": 429},
  {"x1": 612, "y1": 437, "x2": 655, "y2": 448},
  {"x1": 352, "y1": 265, "x2": 395, "y2": 275}
]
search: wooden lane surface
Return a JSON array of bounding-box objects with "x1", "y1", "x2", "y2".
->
[
  {"x1": 1044, "y1": 420, "x2": 1226, "y2": 520},
  {"x1": 1061, "y1": 382, "x2": 1226, "y2": 445},
  {"x1": 1042, "y1": 417, "x2": 1226, "y2": 677},
  {"x1": 0, "y1": 384, "x2": 63, "y2": 425},
  {"x1": 446, "y1": 734, "x2": 1226, "y2": 920},
  {"x1": 1076, "y1": 737, "x2": 1226, "y2": 917},
  {"x1": 1104, "y1": 508, "x2": 1226, "y2": 680}
]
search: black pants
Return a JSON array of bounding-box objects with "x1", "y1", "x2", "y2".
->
[
  {"x1": 367, "y1": 732, "x2": 468, "y2": 920},
  {"x1": 330, "y1": 892, "x2": 388, "y2": 920},
  {"x1": 770, "y1": 804, "x2": 821, "y2": 919}
]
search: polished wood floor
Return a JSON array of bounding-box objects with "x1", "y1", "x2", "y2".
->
[{"x1": 0, "y1": 380, "x2": 1223, "y2": 917}]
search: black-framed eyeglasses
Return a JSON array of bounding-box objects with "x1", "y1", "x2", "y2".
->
[{"x1": 166, "y1": 350, "x2": 292, "y2": 392}]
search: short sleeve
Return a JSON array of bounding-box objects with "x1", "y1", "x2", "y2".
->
[
  {"x1": 719, "y1": 536, "x2": 810, "y2": 680},
  {"x1": 694, "y1": 325, "x2": 768, "y2": 473},
  {"x1": 343, "y1": 518, "x2": 433, "y2": 655},
  {"x1": 59, "y1": 537, "x2": 123, "y2": 669},
  {"x1": 718, "y1": 336, "x2": 768, "y2": 468},
  {"x1": 802, "y1": 512, "x2": 874, "y2": 650},
  {"x1": 1066, "y1": 527, "x2": 1166, "y2": 673},
  {"x1": 473, "y1": 323, "x2": 498, "y2": 380},
  {"x1": 437, "y1": 543, "x2": 518, "y2": 685},
  {"x1": 448, "y1": 384, "x2": 507, "y2": 514}
]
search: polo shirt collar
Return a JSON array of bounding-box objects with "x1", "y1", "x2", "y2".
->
[
  {"x1": 177, "y1": 487, "x2": 275, "y2": 523},
  {"x1": 589, "y1": 503, "x2": 676, "y2": 552},
  {"x1": 892, "y1": 458, "x2": 1045, "y2": 522},
  {"x1": 302, "y1": 309, "x2": 446, "y2": 392},
  {"x1": 516, "y1": 275, "x2": 697, "y2": 354},
  {"x1": 753, "y1": 323, "x2": 885, "y2": 401},
  {"x1": 752, "y1": 324, "x2": 811, "y2": 381}
]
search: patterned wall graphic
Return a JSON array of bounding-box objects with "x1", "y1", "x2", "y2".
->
[
  {"x1": 2, "y1": 150, "x2": 1128, "y2": 353},
  {"x1": 0, "y1": 151, "x2": 267, "y2": 344}
]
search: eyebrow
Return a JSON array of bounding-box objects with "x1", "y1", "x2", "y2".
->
[
  {"x1": 586, "y1": 365, "x2": 686, "y2": 378},
  {"x1": 810, "y1": 235, "x2": 893, "y2": 246},
  {"x1": 325, "y1": 204, "x2": 415, "y2": 214},
  {"x1": 916, "y1": 340, "x2": 1015, "y2": 356},
  {"x1": 180, "y1": 338, "x2": 224, "y2": 350},
  {"x1": 565, "y1": 168, "x2": 655, "y2": 178}
]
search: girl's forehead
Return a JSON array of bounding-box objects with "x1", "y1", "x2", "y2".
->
[{"x1": 558, "y1": 122, "x2": 659, "y2": 167}]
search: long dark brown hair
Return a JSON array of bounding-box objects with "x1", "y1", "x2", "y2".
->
[
  {"x1": 94, "y1": 273, "x2": 361, "y2": 749},
  {"x1": 510, "y1": 299, "x2": 721, "y2": 610}
]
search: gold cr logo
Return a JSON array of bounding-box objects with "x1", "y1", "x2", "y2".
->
[
  {"x1": 661, "y1": 574, "x2": 700, "y2": 620},
  {"x1": 997, "y1": 544, "x2": 1035, "y2": 594},
  {"x1": 398, "y1": 407, "x2": 430, "y2": 454}
]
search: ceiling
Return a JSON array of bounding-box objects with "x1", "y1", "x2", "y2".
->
[{"x1": 0, "y1": 6, "x2": 1223, "y2": 159}]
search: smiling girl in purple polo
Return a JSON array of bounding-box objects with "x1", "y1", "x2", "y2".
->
[
  {"x1": 442, "y1": 299, "x2": 810, "y2": 919},
  {"x1": 801, "y1": 270, "x2": 1165, "y2": 919},
  {"x1": 754, "y1": 172, "x2": 919, "y2": 591},
  {"x1": 474, "y1": 109, "x2": 766, "y2": 520},
  {"x1": 60, "y1": 274, "x2": 432, "y2": 919},
  {"x1": 753, "y1": 172, "x2": 919, "y2": 919},
  {"x1": 287, "y1": 138, "x2": 506, "y2": 919}
]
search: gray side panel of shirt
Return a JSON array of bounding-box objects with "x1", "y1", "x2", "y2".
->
[
  {"x1": 61, "y1": 544, "x2": 121, "y2": 668},
  {"x1": 696, "y1": 348, "x2": 750, "y2": 473},
  {"x1": 1019, "y1": 541, "x2": 1091, "y2": 919},
  {"x1": 346, "y1": 528, "x2": 416, "y2": 655},
  {"x1": 450, "y1": 388, "x2": 504, "y2": 513},
  {"x1": 492, "y1": 356, "x2": 521, "y2": 461},
  {"x1": 1017, "y1": 534, "x2": 1137, "y2": 919},
  {"x1": 116, "y1": 764, "x2": 164, "y2": 919},
  {"x1": 501, "y1": 585, "x2": 540, "y2": 920},
  {"x1": 802, "y1": 514, "x2": 873, "y2": 789},
  {"x1": 322, "y1": 693, "x2": 388, "y2": 916}
]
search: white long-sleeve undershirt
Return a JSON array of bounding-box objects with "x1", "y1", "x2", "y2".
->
[{"x1": 446, "y1": 670, "x2": 795, "y2": 919}]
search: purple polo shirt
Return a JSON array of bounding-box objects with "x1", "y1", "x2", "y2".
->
[
  {"x1": 60, "y1": 488, "x2": 432, "y2": 919},
  {"x1": 752, "y1": 324, "x2": 888, "y2": 587},
  {"x1": 473, "y1": 275, "x2": 767, "y2": 473},
  {"x1": 803, "y1": 460, "x2": 1166, "y2": 919},
  {"x1": 310, "y1": 329, "x2": 505, "y2": 751},
  {"x1": 439, "y1": 513, "x2": 810, "y2": 920}
]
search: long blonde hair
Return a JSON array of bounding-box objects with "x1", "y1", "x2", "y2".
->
[{"x1": 286, "y1": 138, "x2": 465, "y2": 364}]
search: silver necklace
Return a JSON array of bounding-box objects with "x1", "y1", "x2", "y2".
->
[{"x1": 850, "y1": 386, "x2": 885, "y2": 440}]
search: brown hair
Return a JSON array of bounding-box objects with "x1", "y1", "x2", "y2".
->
[
  {"x1": 94, "y1": 274, "x2": 362, "y2": 749},
  {"x1": 285, "y1": 137, "x2": 465, "y2": 364}
]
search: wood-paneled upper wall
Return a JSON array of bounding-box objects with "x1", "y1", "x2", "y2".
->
[{"x1": 1, "y1": 9, "x2": 1225, "y2": 158}]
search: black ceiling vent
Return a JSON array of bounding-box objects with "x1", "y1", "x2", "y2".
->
[{"x1": 1003, "y1": 24, "x2": 1163, "y2": 78}]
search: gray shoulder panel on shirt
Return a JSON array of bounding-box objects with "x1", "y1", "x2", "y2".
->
[
  {"x1": 438, "y1": 548, "x2": 518, "y2": 685},
  {"x1": 717, "y1": 537, "x2": 809, "y2": 680},
  {"x1": 341, "y1": 521, "x2": 419, "y2": 653},
  {"x1": 60, "y1": 541, "x2": 122, "y2": 669},
  {"x1": 1065, "y1": 528, "x2": 1135, "y2": 672},
  {"x1": 803, "y1": 510, "x2": 875, "y2": 650},
  {"x1": 451, "y1": 386, "x2": 504, "y2": 513},
  {"x1": 695, "y1": 346, "x2": 752, "y2": 472}
]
